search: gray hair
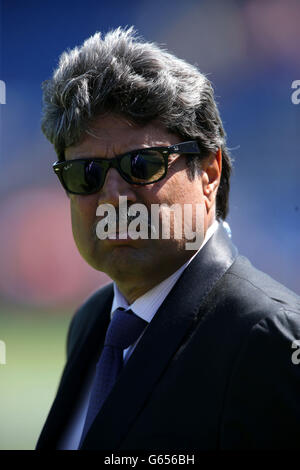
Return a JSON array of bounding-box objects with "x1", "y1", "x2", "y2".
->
[{"x1": 41, "y1": 26, "x2": 232, "y2": 219}]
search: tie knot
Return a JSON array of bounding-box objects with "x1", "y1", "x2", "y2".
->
[{"x1": 105, "y1": 308, "x2": 148, "y2": 350}]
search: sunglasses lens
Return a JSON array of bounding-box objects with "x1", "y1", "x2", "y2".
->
[
  {"x1": 61, "y1": 161, "x2": 106, "y2": 194},
  {"x1": 55, "y1": 150, "x2": 167, "y2": 194},
  {"x1": 120, "y1": 151, "x2": 166, "y2": 183}
]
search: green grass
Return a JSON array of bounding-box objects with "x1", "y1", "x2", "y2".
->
[{"x1": 0, "y1": 305, "x2": 72, "y2": 450}]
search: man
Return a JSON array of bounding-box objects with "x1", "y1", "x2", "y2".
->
[{"x1": 36, "y1": 27, "x2": 300, "y2": 450}]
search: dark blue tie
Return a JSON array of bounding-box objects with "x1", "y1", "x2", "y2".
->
[{"x1": 80, "y1": 308, "x2": 148, "y2": 445}]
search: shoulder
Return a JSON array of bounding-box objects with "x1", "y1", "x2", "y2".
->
[
  {"x1": 224, "y1": 254, "x2": 300, "y2": 315},
  {"x1": 200, "y1": 253, "x2": 300, "y2": 336},
  {"x1": 66, "y1": 282, "x2": 114, "y2": 359},
  {"x1": 198, "y1": 253, "x2": 300, "y2": 368},
  {"x1": 223, "y1": 254, "x2": 300, "y2": 344},
  {"x1": 227, "y1": 253, "x2": 300, "y2": 355}
]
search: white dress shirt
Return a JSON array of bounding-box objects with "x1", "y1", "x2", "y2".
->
[{"x1": 58, "y1": 220, "x2": 221, "y2": 449}]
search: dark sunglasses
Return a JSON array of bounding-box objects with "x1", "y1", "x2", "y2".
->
[{"x1": 53, "y1": 140, "x2": 201, "y2": 195}]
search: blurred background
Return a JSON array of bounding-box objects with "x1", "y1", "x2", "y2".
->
[{"x1": 0, "y1": 0, "x2": 299, "y2": 449}]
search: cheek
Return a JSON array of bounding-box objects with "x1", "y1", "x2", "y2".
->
[
  {"x1": 157, "y1": 173, "x2": 203, "y2": 206},
  {"x1": 70, "y1": 195, "x2": 98, "y2": 239}
]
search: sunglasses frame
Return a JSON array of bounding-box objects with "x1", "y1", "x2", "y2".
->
[{"x1": 53, "y1": 140, "x2": 201, "y2": 195}]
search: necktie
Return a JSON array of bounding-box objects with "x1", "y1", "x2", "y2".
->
[{"x1": 80, "y1": 308, "x2": 148, "y2": 445}]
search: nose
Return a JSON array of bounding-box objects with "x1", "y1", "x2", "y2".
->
[{"x1": 97, "y1": 167, "x2": 138, "y2": 207}]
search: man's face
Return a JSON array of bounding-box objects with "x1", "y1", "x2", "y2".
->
[{"x1": 65, "y1": 114, "x2": 220, "y2": 298}]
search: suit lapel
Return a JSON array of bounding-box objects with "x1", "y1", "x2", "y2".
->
[{"x1": 81, "y1": 224, "x2": 238, "y2": 449}]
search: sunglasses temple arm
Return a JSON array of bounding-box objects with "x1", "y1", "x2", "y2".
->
[{"x1": 169, "y1": 141, "x2": 201, "y2": 154}]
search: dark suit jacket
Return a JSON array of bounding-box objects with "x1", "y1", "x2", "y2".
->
[{"x1": 36, "y1": 224, "x2": 300, "y2": 450}]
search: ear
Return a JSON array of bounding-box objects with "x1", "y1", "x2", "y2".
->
[{"x1": 202, "y1": 148, "x2": 222, "y2": 213}]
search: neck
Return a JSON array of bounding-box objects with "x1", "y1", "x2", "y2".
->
[{"x1": 112, "y1": 247, "x2": 198, "y2": 304}]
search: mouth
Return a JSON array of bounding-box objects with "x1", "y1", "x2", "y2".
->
[
  {"x1": 106, "y1": 230, "x2": 131, "y2": 240},
  {"x1": 93, "y1": 215, "x2": 156, "y2": 242},
  {"x1": 102, "y1": 234, "x2": 138, "y2": 247}
]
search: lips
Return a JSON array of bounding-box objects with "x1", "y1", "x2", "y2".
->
[{"x1": 105, "y1": 230, "x2": 129, "y2": 239}]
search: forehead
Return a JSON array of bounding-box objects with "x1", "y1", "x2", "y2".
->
[{"x1": 65, "y1": 114, "x2": 180, "y2": 160}]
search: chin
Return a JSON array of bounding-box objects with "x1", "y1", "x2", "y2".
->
[{"x1": 81, "y1": 243, "x2": 138, "y2": 274}]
